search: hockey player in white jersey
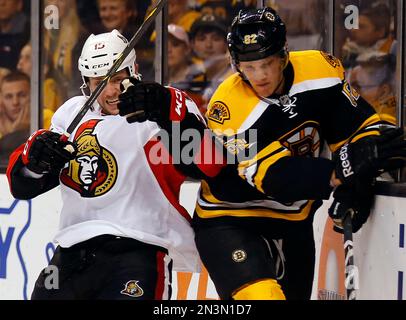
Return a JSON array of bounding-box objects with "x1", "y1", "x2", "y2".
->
[{"x1": 6, "y1": 29, "x2": 221, "y2": 299}]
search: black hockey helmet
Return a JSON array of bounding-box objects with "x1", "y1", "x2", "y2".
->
[{"x1": 227, "y1": 7, "x2": 287, "y2": 64}]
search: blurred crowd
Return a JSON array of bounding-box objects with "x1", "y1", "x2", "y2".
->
[{"x1": 0, "y1": 0, "x2": 401, "y2": 166}]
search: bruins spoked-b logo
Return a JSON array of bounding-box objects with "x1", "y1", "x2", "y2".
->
[
  {"x1": 208, "y1": 101, "x2": 230, "y2": 124},
  {"x1": 120, "y1": 280, "x2": 144, "y2": 298},
  {"x1": 60, "y1": 119, "x2": 117, "y2": 197},
  {"x1": 320, "y1": 51, "x2": 341, "y2": 69},
  {"x1": 232, "y1": 249, "x2": 247, "y2": 263}
]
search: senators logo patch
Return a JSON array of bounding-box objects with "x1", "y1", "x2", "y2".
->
[
  {"x1": 320, "y1": 51, "x2": 341, "y2": 69},
  {"x1": 208, "y1": 101, "x2": 230, "y2": 124},
  {"x1": 120, "y1": 280, "x2": 144, "y2": 298},
  {"x1": 60, "y1": 119, "x2": 118, "y2": 197}
]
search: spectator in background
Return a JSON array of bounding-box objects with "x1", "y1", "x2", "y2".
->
[
  {"x1": 44, "y1": 0, "x2": 84, "y2": 98},
  {"x1": 149, "y1": 0, "x2": 201, "y2": 33},
  {"x1": 167, "y1": 24, "x2": 206, "y2": 113},
  {"x1": 341, "y1": 3, "x2": 396, "y2": 69},
  {"x1": 73, "y1": 0, "x2": 156, "y2": 84},
  {"x1": 0, "y1": 0, "x2": 30, "y2": 70},
  {"x1": 230, "y1": 0, "x2": 256, "y2": 12},
  {"x1": 16, "y1": 42, "x2": 31, "y2": 77},
  {"x1": 0, "y1": 71, "x2": 30, "y2": 165},
  {"x1": 16, "y1": 42, "x2": 57, "y2": 127},
  {"x1": 271, "y1": 0, "x2": 327, "y2": 51},
  {"x1": 167, "y1": 0, "x2": 201, "y2": 32},
  {"x1": 97, "y1": 0, "x2": 155, "y2": 81},
  {"x1": 349, "y1": 52, "x2": 396, "y2": 124},
  {"x1": 0, "y1": 66, "x2": 11, "y2": 133},
  {"x1": 97, "y1": 0, "x2": 138, "y2": 39},
  {"x1": 0, "y1": 71, "x2": 30, "y2": 137},
  {"x1": 198, "y1": 0, "x2": 234, "y2": 25},
  {"x1": 147, "y1": 0, "x2": 201, "y2": 80},
  {"x1": 190, "y1": 14, "x2": 232, "y2": 112},
  {"x1": 0, "y1": 67, "x2": 10, "y2": 90}
]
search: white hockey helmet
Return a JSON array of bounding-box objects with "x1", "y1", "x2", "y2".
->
[{"x1": 78, "y1": 29, "x2": 137, "y2": 80}]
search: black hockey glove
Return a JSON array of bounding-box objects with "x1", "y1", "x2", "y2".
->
[
  {"x1": 328, "y1": 180, "x2": 375, "y2": 234},
  {"x1": 118, "y1": 77, "x2": 187, "y2": 128},
  {"x1": 22, "y1": 130, "x2": 77, "y2": 175},
  {"x1": 334, "y1": 127, "x2": 406, "y2": 186}
]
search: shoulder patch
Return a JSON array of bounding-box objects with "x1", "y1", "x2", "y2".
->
[
  {"x1": 208, "y1": 101, "x2": 230, "y2": 124},
  {"x1": 320, "y1": 51, "x2": 341, "y2": 69},
  {"x1": 342, "y1": 81, "x2": 360, "y2": 107}
]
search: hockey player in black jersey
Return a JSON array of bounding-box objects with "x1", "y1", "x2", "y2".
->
[{"x1": 117, "y1": 7, "x2": 406, "y2": 300}]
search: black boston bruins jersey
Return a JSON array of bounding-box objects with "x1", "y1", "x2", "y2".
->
[{"x1": 197, "y1": 50, "x2": 382, "y2": 221}]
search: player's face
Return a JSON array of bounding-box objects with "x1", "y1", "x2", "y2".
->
[
  {"x1": 239, "y1": 55, "x2": 285, "y2": 97},
  {"x1": 88, "y1": 69, "x2": 129, "y2": 115}
]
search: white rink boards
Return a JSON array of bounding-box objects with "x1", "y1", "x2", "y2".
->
[{"x1": 1, "y1": 175, "x2": 405, "y2": 300}]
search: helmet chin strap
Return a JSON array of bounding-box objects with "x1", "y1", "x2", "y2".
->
[
  {"x1": 272, "y1": 74, "x2": 285, "y2": 96},
  {"x1": 80, "y1": 81, "x2": 90, "y2": 99}
]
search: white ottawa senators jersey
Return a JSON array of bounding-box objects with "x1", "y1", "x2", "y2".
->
[
  {"x1": 197, "y1": 50, "x2": 382, "y2": 222},
  {"x1": 49, "y1": 95, "x2": 200, "y2": 272}
]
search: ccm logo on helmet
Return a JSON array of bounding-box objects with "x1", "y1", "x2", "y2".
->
[
  {"x1": 339, "y1": 144, "x2": 354, "y2": 177},
  {"x1": 92, "y1": 63, "x2": 110, "y2": 69}
]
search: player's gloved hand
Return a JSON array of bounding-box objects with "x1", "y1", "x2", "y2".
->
[
  {"x1": 334, "y1": 127, "x2": 406, "y2": 185},
  {"x1": 118, "y1": 77, "x2": 187, "y2": 128},
  {"x1": 328, "y1": 180, "x2": 375, "y2": 234},
  {"x1": 22, "y1": 130, "x2": 77, "y2": 175}
]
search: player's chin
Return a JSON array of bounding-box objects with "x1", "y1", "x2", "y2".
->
[
  {"x1": 255, "y1": 83, "x2": 278, "y2": 97},
  {"x1": 109, "y1": 108, "x2": 120, "y2": 115},
  {"x1": 102, "y1": 104, "x2": 119, "y2": 115}
]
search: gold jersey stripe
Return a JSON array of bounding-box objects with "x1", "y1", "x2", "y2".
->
[
  {"x1": 254, "y1": 149, "x2": 292, "y2": 193},
  {"x1": 278, "y1": 120, "x2": 320, "y2": 141},
  {"x1": 350, "y1": 130, "x2": 380, "y2": 143},
  {"x1": 379, "y1": 113, "x2": 396, "y2": 125},
  {"x1": 329, "y1": 114, "x2": 381, "y2": 152},
  {"x1": 239, "y1": 140, "x2": 288, "y2": 168},
  {"x1": 195, "y1": 200, "x2": 315, "y2": 221},
  {"x1": 200, "y1": 180, "x2": 222, "y2": 204}
]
